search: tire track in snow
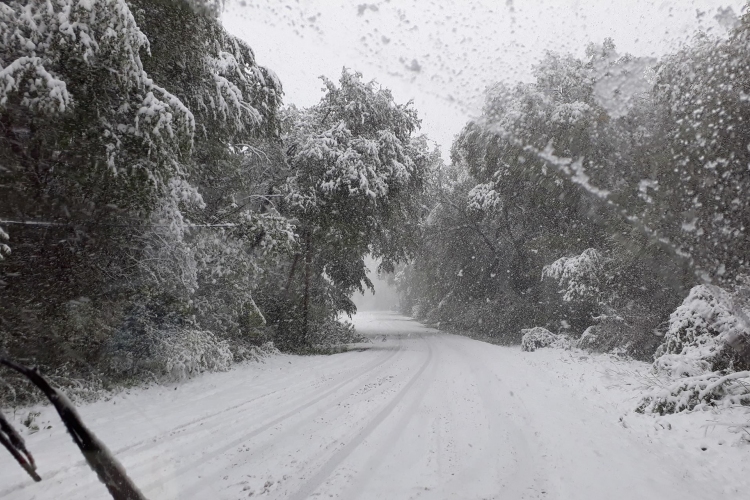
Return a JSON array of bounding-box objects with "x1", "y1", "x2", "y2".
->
[
  {"x1": 0, "y1": 345, "x2": 400, "y2": 499},
  {"x1": 446, "y1": 334, "x2": 548, "y2": 499},
  {"x1": 120, "y1": 347, "x2": 398, "y2": 457},
  {"x1": 285, "y1": 334, "x2": 435, "y2": 500},
  {"x1": 335, "y1": 333, "x2": 441, "y2": 499},
  {"x1": 140, "y1": 343, "x2": 404, "y2": 495},
  {"x1": 178, "y1": 341, "x2": 413, "y2": 498}
]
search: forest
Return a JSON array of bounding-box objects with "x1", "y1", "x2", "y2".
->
[{"x1": 1, "y1": 0, "x2": 749, "y2": 418}]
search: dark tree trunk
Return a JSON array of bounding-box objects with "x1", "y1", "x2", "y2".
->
[
  {"x1": 302, "y1": 229, "x2": 312, "y2": 345},
  {"x1": 276, "y1": 252, "x2": 301, "y2": 348}
]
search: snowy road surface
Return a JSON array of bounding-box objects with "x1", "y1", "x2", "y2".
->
[{"x1": 0, "y1": 312, "x2": 736, "y2": 499}]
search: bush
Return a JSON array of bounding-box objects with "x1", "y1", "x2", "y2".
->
[
  {"x1": 416, "y1": 292, "x2": 540, "y2": 344},
  {"x1": 576, "y1": 315, "x2": 638, "y2": 354},
  {"x1": 577, "y1": 319, "x2": 625, "y2": 352},
  {"x1": 411, "y1": 302, "x2": 425, "y2": 320},
  {"x1": 637, "y1": 370, "x2": 750, "y2": 415},
  {"x1": 308, "y1": 319, "x2": 368, "y2": 347},
  {"x1": 521, "y1": 327, "x2": 567, "y2": 352},
  {"x1": 108, "y1": 327, "x2": 233, "y2": 382},
  {"x1": 637, "y1": 284, "x2": 750, "y2": 414},
  {"x1": 573, "y1": 309, "x2": 664, "y2": 360},
  {"x1": 233, "y1": 341, "x2": 280, "y2": 363},
  {"x1": 652, "y1": 284, "x2": 750, "y2": 377}
]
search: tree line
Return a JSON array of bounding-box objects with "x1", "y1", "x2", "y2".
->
[
  {"x1": 0, "y1": 0, "x2": 436, "y2": 402},
  {"x1": 3, "y1": 0, "x2": 749, "y2": 408},
  {"x1": 398, "y1": 19, "x2": 750, "y2": 370}
]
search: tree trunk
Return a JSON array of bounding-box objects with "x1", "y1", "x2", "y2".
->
[
  {"x1": 276, "y1": 253, "x2": 300, "y2": 348},
  {"x1": 302, "y1": 229, "x2": 312, "y2": 346}
]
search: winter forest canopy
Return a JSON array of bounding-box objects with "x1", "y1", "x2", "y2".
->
[{"x1": 1, "y1": 0, "x2": 750, "y2": 421}]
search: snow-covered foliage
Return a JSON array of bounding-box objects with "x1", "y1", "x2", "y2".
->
[
  {"x1": 637, "y1": 370, "x2": 750, "y2": 415},
  {"x1": 399, "y1": 28, "x2": 750, "y2": 360},
  {"x1": 467, "y1": 183, "x2": 501, "y2": 213},
  {"x1": 577, "y1": 324, "x2": 604, "y2": 350},
  {"x1": 652, "y1": 285, "x2": 749, "y2": 377},
  {"x1": 0, "y1": 0, "x2": 295, "y2": 398},
  {"x1": 265, "y1": 69, "x2": 434, "y2": 348},
  {"x1": 542, "y1": 248, "x2": 606, "y2": 303},
  {"x1": 0, "y1": 0, "x2": 194, "y2": 179},
  {"x1": 521, "y1": 327, "x2": 567, "y2": 352},
  {"x1": 233, "y1": 341, "x2": 279, "y2": 363},
  {"x1": 149, "y1": 328, "x2": 233, "y2": 382},
  {"x1": 308, "y1": 320, "x2": 368, "y2": 348},
  {"x1": 636, "y1": 284, "x2": 750, "y2": 414},
  {"x1": 139, "y1": 198, "x2": 201, "y2": 297},
  {"x1": 109, "y1": 326, "x2": 232, "y2": 382},
  {"x1": 576, "y1": 317, "x2": 625, "y2": 351},
  {"x1": 0, "y1": 226, "x2": 9, "y2": 260},
  {"x1": 282, "y1": 70, "x2": 420, "y2": 211}
]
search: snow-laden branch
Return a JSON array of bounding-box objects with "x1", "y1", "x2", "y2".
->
[{"x1": 542, "y1": 248, "x2": 606, "y2": 302}]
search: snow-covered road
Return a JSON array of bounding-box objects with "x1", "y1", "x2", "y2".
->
[{"x1": 0, "y1": 312, "x2": 736, "y2": 499}]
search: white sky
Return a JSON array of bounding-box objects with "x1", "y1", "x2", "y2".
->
[{"x1": 222, "y1": 0, "x2": 745, "y2": 158}]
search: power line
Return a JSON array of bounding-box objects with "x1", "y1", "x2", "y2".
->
[{"x1": 0, "y1": 219, "x2": 240, "y2": 229}]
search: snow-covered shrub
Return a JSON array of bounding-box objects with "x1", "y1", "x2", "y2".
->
[
  {"x1": 521, "y1": 327, "x2": 567, "y2": 352},
  {"x1": 152, "y1": 329, "x2": 233, "y2": 381},
  {"x1": 577, "y1": 325, "x2": 599, "y2": 350},
  {"x1": 308, "y1": 320, "x2": 368, "y2": 347},
  {"x1": 576, "y1": 315, "x2": 628, "y2": 352},
  {"x1": 423, "y1": 305, "x2": 443, "y2": 326},
  {"x1": 652, "y1": 285, "x2": 749, "y2": 377},
  {"x1": 636, "y1": 370, "x2": 750, "y2": 415},
  {"x1": 411, "y1": 302, "x2": 425, "y2": 320},
  {"x1": 637, "y1": 284, "x2": 750, "y2": 414},
  {"x1": 108, "y1": 326, "x2": 232, "y2": 382},
  {"x1": 233, "y1": 341, "x2": 279, "y2": 363}
]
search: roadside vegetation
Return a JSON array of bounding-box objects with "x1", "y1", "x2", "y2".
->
[
  {"x1": 2, "y1": 0, "x2": 749, "y2": 418},
  {"x1": 399, "y1": 25, "x2": 750, "y2": 414},
  {"x1": 0, "y1": 0, "x2": 436, "y2": 405}
]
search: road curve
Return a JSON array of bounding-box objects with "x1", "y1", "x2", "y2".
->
[{"x1": 1, "y1": 312, "x2": 720, "y2": 499}]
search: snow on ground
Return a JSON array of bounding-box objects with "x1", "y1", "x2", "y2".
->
[
  {"x1": 515, "y1": 343, "x2": 750, "y2": 498},
  {"x1": 1, "y1": 311, "x2": 748, "y2": 499}
]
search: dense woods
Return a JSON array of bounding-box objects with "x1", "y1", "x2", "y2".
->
[
  {"x1": 397, "y1": 16, "x2": 750, "y2": 411},
  {"x1": 1, "y1": 0, "x2": 749, "y2": 416},
  {"x1": 0, "y1": 0, "x2": 435, "y2": 402}
]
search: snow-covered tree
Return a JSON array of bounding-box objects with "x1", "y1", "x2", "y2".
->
[
  {"x1": 0, "y1": 0, "x2": 200, "y2": 373},
  {"x1": 0, "y1": 0, "x2": 290, "y2": 384},
  {"x1": 542, "y1": 248, "x2": 606, "y2": 303},
  {"x1": 266, "y1": 70, "x2": 433, "y2": 347},
  {"x1": 126, "y1": 0, "x2": 291, "y2": 355}
]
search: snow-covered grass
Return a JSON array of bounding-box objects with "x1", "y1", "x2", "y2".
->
[{"x1": 518, "y1": 345, "x2": 750, "y2": 495}]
